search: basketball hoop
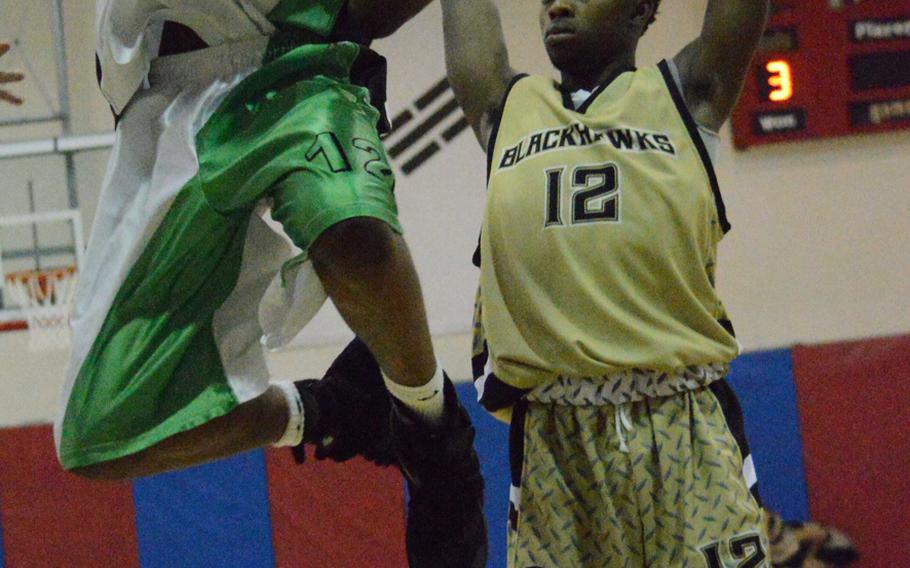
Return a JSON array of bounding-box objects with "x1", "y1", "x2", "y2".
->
[{"x1": 4, "y1": 267, "x2": 77, "y2": 351}]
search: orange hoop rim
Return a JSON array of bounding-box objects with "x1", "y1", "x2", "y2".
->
[
  {"x1": 4, "y1": 266, "x2": 77, "y2": 285},
  {"x1": 1, "y1": 266, "x2": 77, "y2": 331}
]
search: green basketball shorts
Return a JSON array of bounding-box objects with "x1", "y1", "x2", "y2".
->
[{"x1": 56, "y1": 38, "x2": 400, "y2": 470}]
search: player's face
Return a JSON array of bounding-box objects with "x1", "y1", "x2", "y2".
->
[{"x1": 539, "y1": 0, "x2": 638, "y2": 74}]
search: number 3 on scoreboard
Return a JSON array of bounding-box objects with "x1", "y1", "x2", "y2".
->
[
  {"x1": 544, "y1": 163, "x2": 620, "y2": 227},
  {"x1": 765, "y1": 60, "x2": 794, "y2": 102}
]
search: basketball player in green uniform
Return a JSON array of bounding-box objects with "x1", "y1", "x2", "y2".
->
[
  {"x1": 59, "y1": 1, "x2": 486, "y2": 564},
  {"x1": 441, "y1": 0, "x2": 790, "y2": 566}
]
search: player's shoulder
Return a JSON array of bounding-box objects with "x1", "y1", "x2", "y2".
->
[{"x1": 498, "y1": 74, "x2": 554, "y2": 107}]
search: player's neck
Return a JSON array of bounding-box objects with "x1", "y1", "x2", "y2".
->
[{"x1": 559, "y1": 52, "x2": 636, "y2": 92}]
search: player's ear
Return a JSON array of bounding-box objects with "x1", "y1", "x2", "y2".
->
[{"x1": 629, "y1": 1, "x2": 655, "y2": 34}]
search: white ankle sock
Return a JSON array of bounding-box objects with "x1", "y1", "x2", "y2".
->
[
  {"x1": 272, "y1": 381, "x2": 306, "y2": 447},
  {"x1": 383, "y1": 364, "x2": 446, "y2": 425}
]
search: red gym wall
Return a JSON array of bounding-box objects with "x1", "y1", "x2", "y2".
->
[{"x1": 0, "y1": 333, "x2": 907, "y2": 567}]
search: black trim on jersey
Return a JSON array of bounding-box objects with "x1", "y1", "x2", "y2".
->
[
  {"x1": 709, "y1": 379, "x2": 762, "y2": 505},
  {"x1": 471, "y1": 340, "x2": 490, "y2": 380},
  {"x1": 472, "y1": 339, "x2": 533, "y2": 412},
  {"x1": 472, "y1": 234, "x2": 482, "y2": 268},
  {"x1": 657, "y1": 59, "x2": 731, "y2": 234},
  {"x1": 476, "y1": 73, "x2": 528, "y2": 267},
  {"x1": 473, "y1": 337, "x2": 533, "y2": 412},
  {"x1": 560, "y1": 87, "x2": 575, "y2": 111},
  {"x1": 476, "y1": 372, "x2": 533, "y2": 413},
  {"x1": 559, "y1": 64, "x2": 636, "y2": 114},
  {"x1": 719, "y1": 318, "x2": 737, "y2": 338},
  {"x1": 486, "y1": 73, "x2": 529, "y2": 181}
]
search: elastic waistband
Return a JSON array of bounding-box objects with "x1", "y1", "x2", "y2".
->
[
  {"x1": 526, "y1": 363, "x2": 730, "y2": 406},
  {"x1": 148, "y1": 36, "x2": 270, "y2": 87}
]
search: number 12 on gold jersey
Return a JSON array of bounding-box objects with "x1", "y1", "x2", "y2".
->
[{"x1": 544, "y1": 163, "x2": 621, "y2": 227}]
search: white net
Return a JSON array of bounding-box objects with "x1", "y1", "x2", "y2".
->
[{"x1": 4, "y1": 267, "x2": 76, "y2": 351}]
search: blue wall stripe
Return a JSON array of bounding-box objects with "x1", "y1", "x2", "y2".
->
[
  {"x1": 728, "y1": 348, "x2": 811, "y2": 522},
  {"x1": 133, "y1": 448, "x2": 275, "y2": 568},
  {"x1": 457, "y1": 383, "x2": 510, "y2": 568}
]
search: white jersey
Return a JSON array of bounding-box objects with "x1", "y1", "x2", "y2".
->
[{"x1": 96, "y1": 0, "x2": 281, "y2": 114}]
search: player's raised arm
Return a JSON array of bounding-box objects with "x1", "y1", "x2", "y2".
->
[
  {"x1": 440, "y1": 0, "x2": 515, "y2": 148},
  {"x1": 673, "y1": 0, "x2": 770, "y2": 131},
  {"x1": 345, "y1": 0, "x2": 436, "y2": 38}
]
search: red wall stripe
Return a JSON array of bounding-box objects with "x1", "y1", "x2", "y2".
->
[
  {"x1": 0, "y1": 425, "x2": 139, "y2": 567},
  {"x1": 793, "y1": 335, "x2": 910, "y2": 568},
  {"x1": 265, "y1": 448, "x2": 408, "y2": 568}
]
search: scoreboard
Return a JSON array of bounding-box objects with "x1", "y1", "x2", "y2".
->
[{"x1": 732, "y1": 0, "x2": 910, "y2": 149}]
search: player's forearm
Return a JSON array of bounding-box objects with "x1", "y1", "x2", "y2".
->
[
  {"x1": 441, "y1": 0, "x2": 513, "y2": 147},
  {"x1": 345, "y1": 0, "x2": 435, "y2": 39},
  {"x1": 697, "y1": 0, "x2": 770, "y2": 78},
  {"x1": 677, "y1": 0, "x2": 769, "y2": 129},
  {"x1": 700, "y1": 0, "x2": 769, "y2": 49}
]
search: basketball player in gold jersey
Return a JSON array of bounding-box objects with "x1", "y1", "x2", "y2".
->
[{"x1": 440, "y1": 0, "x2": 855, "y2": 566}]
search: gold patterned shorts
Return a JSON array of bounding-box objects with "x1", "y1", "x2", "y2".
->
[{"x1": 507, "y1": 380, "x2": 769, "y2": 568}]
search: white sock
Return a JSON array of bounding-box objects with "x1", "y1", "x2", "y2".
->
[
  {"x1": 384, "y1": 364, "x2": 446, "y2": 425},
  {"x1": 272, "y1": 381, "x2": 306, "y2": 447}
]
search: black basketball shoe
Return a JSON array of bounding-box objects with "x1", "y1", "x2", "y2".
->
[
  {"x1": 292, "y1": 337, "x2": 394, "y2": 466},
  {"x1": 391, "y1": 376, "x2": 488, "y2": 568}
]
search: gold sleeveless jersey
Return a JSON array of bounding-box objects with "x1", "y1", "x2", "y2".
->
[{"x1": 477, "y1": 61, "x2": 740, "y2": 392}]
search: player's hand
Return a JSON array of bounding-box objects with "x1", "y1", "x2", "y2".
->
[{"x1": 0, "y1": 42, "x2": 25, "y2": 106}]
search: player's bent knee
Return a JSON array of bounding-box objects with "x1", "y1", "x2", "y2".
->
[{"x1": 310, "y1": 217, "x2": 400, "y2": 274}]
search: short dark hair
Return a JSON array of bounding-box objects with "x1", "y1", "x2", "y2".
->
[{"x1": 642, "y1": 0, "x2": 662, "y2": 34}]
